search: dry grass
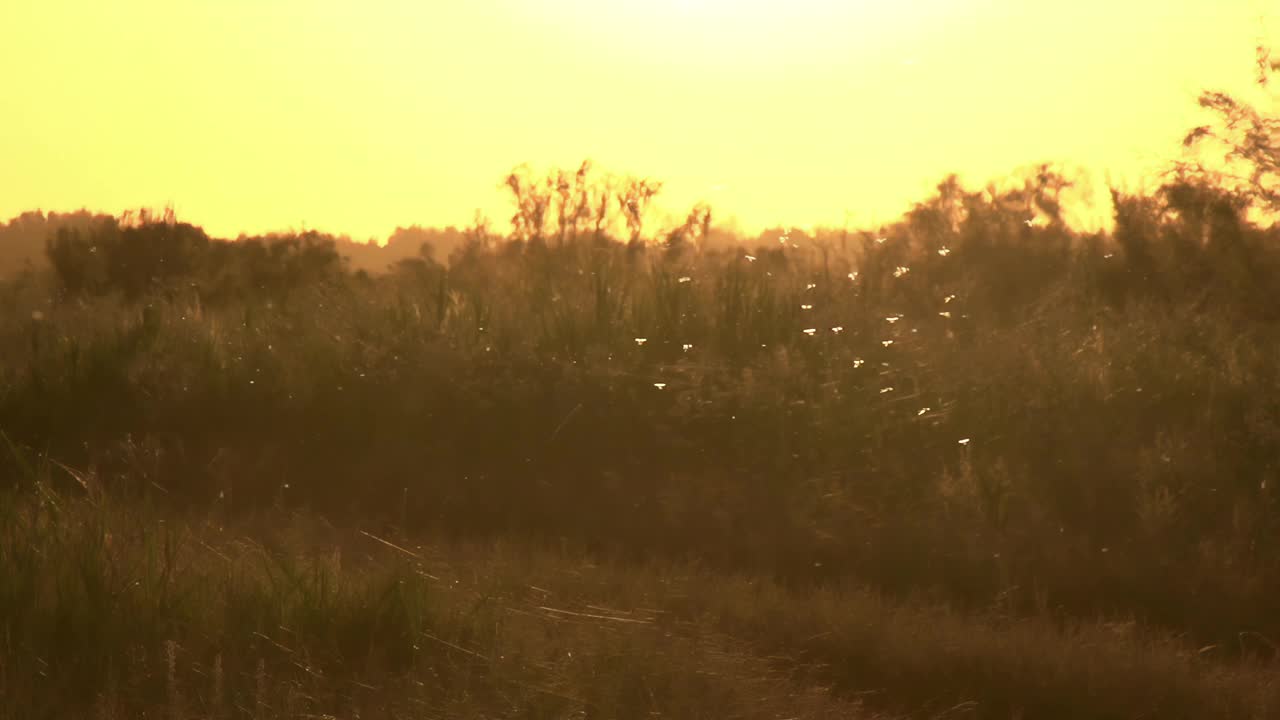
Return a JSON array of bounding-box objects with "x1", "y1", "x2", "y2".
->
[
  {"x1": 2, "y1": 483, "x2": 1279, "y2": 718},
  {"x1": 0, "y1": 485, "x2": 892, "y2": 719}
]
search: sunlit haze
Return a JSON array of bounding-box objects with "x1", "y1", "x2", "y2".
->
[{"x1": 2, "y1": 0, "x2": 1275, "y2": 240}]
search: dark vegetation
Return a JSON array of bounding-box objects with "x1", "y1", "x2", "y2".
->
[{"x1": 2, "y1": 47, "x2": 1280, "y2": 719}]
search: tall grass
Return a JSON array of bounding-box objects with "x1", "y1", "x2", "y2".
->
[
  {"x1": 3, "y1": 169, "x2": 1280, "y2": 669},
  {"x1": 3, "y1": 473, "x2": 1278, "y2": 719}
]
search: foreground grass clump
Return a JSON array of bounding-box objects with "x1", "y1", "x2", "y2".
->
[
  {"x1": 3, "y1": 481, "x2": 1279, "y2": 719},
  {"x1": 0, "y1": 481, "x2": 881, "y2": 719}
]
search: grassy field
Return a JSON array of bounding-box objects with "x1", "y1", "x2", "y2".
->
[
  {"x1": 4, "y1": 478, "x2": 1279, "y2": 719},
  {"x1": 4, "y1": 160, "x2": 1280, "y2": 716}
]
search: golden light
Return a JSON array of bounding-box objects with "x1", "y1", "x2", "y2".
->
[
  {"x1": 532, "y1": 0, "x2": 959, "y2": 67},
  {"x1": 0, "y1": 0, "x2": 1273, "y2": 240}
]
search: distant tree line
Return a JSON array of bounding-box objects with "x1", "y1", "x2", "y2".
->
[
  {"x1": 0, "y1": 210, "x2": 106, "y2": 277},
  {"x1": 44, "y1": 208, "x2": 347, "y2": 304}
]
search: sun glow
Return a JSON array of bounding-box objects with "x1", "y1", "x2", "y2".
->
[
  {"x1": 531, "y1": 0, "x2": 958, "y2": 66},
  {"x1": 0, "y1": 0, "x2": 1272, "y2": 241}
]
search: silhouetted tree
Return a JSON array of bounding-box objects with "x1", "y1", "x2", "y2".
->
[{"x1": 1178, "y1": 44, "x2": 1280, "y2": 220}]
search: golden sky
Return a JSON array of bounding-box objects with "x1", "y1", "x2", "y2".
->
[{"x1": 1, "y1": 0, "x2": 1275, "y2": 241}]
